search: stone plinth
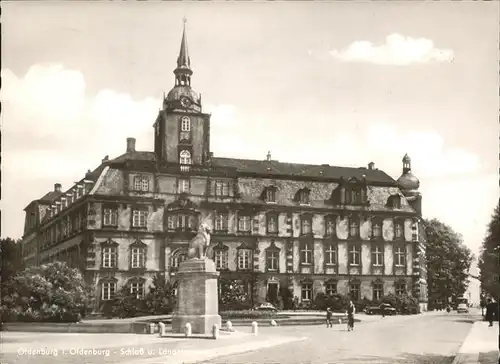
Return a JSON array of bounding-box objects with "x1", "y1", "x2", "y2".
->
[{"x1": 171, "y1": 258, "x2": 221, "y2": 335}]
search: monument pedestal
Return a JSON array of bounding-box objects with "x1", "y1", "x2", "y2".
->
[{"x1": 171, "y1": 258, "x2": 221, "y2": 334}]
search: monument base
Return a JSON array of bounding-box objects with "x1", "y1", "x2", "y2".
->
[
  {"x1": 171, "y1": 314, "x2": 222, "y2": 335},
  {"x1": 171, "y1": 258, "x2": 221, "y2": 335}
]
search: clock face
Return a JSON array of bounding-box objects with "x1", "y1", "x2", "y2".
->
[{"x1": 180, "y1": 97, "x2": 191, "y2": 107}]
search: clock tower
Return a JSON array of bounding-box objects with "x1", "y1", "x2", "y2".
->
[{"x1": 154, "y1": 20, "x2": 211, "y2": 167}]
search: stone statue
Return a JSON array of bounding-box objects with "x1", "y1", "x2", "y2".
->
[{"x1": 187, "y1": 223, "x2": 211, "y2": 259}]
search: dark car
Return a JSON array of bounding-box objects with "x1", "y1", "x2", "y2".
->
[{"x1": 365, "y1": 303, "x2": 397, "y2": 316}]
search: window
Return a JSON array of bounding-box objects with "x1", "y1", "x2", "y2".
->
[
  {"x1": 238, "y1": 215, "x2": 251, "y2": 232},
  {"x1": 131, "y1": 247, "x2": 145, "y2": 268},
  {"x1": 373, "y1": 283, "x2": 383, "y2": 301},
  {"x1": 134, "y1": 176, "x2": 149, "y2": 192},
  {"x1": 167, "y1": 215, "x2": 175, "y2": 230},
  {"x1": 215, "y1": 181, "x2": 230, "y2": 197},
  {"x1": 350, "y1": 188, "x2": 361, "y2": 204},
  {"x1": 179, "y1": 150, "x2": 192, "y2": 165},
  {"x1": 372, "y1": 220, "x2": 382, "y2": 238},
  {"x1": 395, "y1": 282, "x2": 406, "y2": 296},
  {"x1": 214, "y1": 249, "x2": 228, "y2": 270},
  {"x1": 176, "y1": 214, "x2": 191, "y2": 230},
  {"x1": 266, "y1": 251, "x2": 279, "y2": 271},
  {"x1": 350, "y1": 282, "x2": 360, "y2": 301},
  {"x1": 394, "y1": 222, "x2": 403, "y2": 239},
  {"x1": 172, "y1": 253, "x2": 187, "y2": 268},
  {"x1": 297, "y1": 189, "x2": 310, "y2": 204},
  {"x1": 264, "y1": 187, "x2": 277, "y2": 203},
  {"x1": 178, "y1": 179, "x2": 190, "y2": 194},
  {"x1": 325, "y1": 216, "x2": 336, "y2": 236},
  {"x1": 300, "y1": 243, "x2": 312, "y2": 264},
  {"x1": 238, "y1": 249, "x2": 252, "y2": 270},
  {"x1": 214, "y1": 212, "x2": 229, "y2": 231},
  {"x1": 349, "y1": 244, "x2": 361, "y2": 266},
  {"x1": 371, "y1": 245, "x2": 383, "y2": 266},
  {"x1": 326, "y1": 282, "x2": 337, "y2": 296},
  {"x1": 301, "y1": 283, "x2": 313, "y2": 301},
  {"x1": 102, "y1": 247, "x2": 117, "y2": 268},
  {"x1": 181, "y1": 116, "x2": 191, "y2": 131},
  {"x1": 325, "y1": 243, "x2": 337, "y2": 265},
  {"x1": 101, "y1": 281, "x2": 116, "y2": 301},
  {"x1": 103, "y1": 207, "x2": 118, "y2": 226},
  {"x1": 349, "y1": 219, "x2": 359, "y2": 237},
  {"x1": 132, "y1": 209, "x2": 148, "y2": 228},
  {"x1": 267, "y1": 214, "x2": 278, "y2": 234},
  {"x1": 301, "y1": 216, "x2": 312, "y2": 235},
  {"x1": 130, "y1": 281, "x2": 145, "y2": 298},
  {"x1": 394, "y1": 246, "x2": 405, "y2": 266},
  {"x1": 67, "y1": 216, "x2": 72, "y2": 233}
]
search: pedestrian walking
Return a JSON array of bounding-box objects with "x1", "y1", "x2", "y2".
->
[
  {"x1": 326, "y1": 307, "x2": 333, "y2": 328},
  {"x1": 485, "y1": 298, "x2": 498, "y2": 327},
  {"x1": 346, "y1": 300, "x2": 356, "y2": 331}
]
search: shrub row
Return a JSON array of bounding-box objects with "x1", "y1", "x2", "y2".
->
[{"x1": 220, "y1": 310, "x2": 278, "y2": 320}]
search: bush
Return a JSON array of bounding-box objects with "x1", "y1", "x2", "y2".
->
[
  {"x1": 220, "y1": 310, "x2": 278, "y2": 320},
  {"x1": 381, "y1": 293, "x2": 420, "y2": 314},
  {"x1": 1, "y1": 261, "x2": 93, "y2": 323},
  {"x1": 279, "y1": 287, "x2": 294, "y2": 310},
  {"x1": 109, "y1": 287, "x2": 149, "y2": 318},
  {"x1": 218, "y1": 278, "x2": 252, "y2": 311},
  {"x1": 143, "y1": 274, "x2": 175, "y2": 316},
  {"x1": 313, "y1": 293, "x2": 350, "y2": 312}
]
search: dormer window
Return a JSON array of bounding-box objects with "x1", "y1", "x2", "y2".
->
[
  {"x1": 387, "y1": 195, "x2": 402, "y2": 209},
  {"x1": 181, "y1": 116, "x2": 191, "y2": 132},
  {"x1": 263, "y1": 186, "x2": 277, "y2": 203},
  {"x1": 345, "y1": 187, "x2": 363, "y2": 204},
  {"x1": 296, "y1": 188, "x2": 311, "y2": 205},
  {"x1": 134, "y1": 176, "x2": 149, "y2": 192}
]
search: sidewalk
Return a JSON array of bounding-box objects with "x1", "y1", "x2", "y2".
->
[{"x1": 452, "y1": 321, "x2": 499, "y2": 364}]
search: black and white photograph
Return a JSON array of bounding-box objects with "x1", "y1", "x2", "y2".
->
[{"x1": 1, "y1": 1, "x2": 499, "y2": 364}]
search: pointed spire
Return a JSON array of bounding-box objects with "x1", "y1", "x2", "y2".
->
[
  {"x1": 174, "y1": 17, "x2": 193, "y2": 87},
  {"x1": 177, "y1": 17, "x2": 190, "y2": 69}
]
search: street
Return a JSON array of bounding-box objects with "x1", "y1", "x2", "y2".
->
[{"x1": 200, "y1": 311, "x2": 477, "y2": 364}]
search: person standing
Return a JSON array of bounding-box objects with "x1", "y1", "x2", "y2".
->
[
  {"x1": 485, "y1": 298, "x2": 498, "y2": 327},
  {"x1": 326, "y1": 307, "x2": 333, "y2": 328},
  {"x1": 346, "y1": 300, "x2": 356, "y2": 331}
]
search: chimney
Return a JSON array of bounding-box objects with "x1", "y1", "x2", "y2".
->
[
  {"x1": 368, "y1": 162, "x2": 375, "y2": 170},
  {"x1": 266, "y1": 151, "x2": 272, "y2": 161},
  {"x1": 102, "y1": 155, "x2": 109, "y2": 164},
  {"x1": 126, "y1": 138, "x2": 136, "y2": 153},
  {"x1": 54, "y1": 183, "x2": 62, "y2": 192}
]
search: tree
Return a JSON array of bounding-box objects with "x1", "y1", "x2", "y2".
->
[
  {"x1": 0, "y1": 238, "x2": 24, "y2": 285},
  {"x1": 218, "y1": 278, "x2": 251, "y2": 311},
  {"x1": 478, "y1": 199, "x2": 500, "y2": 301},
  {"x1": 1, "y1": 261, "x2": 93, "y2": 322},
  {"x1": 425, "y1": 218, "x2": 474, "y2": 309}
]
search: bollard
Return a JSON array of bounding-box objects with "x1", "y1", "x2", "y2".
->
[
  {"x1": 251, "y1": 321, "x2": 258, "y2": 336},
  {"x1": 184, "y1": 322, "x2": 192, "y2": 337},
  {"x1": 338, "y1": 317, "x2": 342, "y2": 325},
  {"x1": 158, "y1": 322, "x2": 166, "y2": 337},
  {"x1": 212, "y1": 324, "x2": 220, "y2": 340},
  {"x1": 149, "y1": 323, "x2": 156, "y2": 334},
  {"x1": 226, "y1": 321, "x2": 234, "y2": 332},
  {"x1": 270, "y1": 319, "x2": 277, "y2": 327}
]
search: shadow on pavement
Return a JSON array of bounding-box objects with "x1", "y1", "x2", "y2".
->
[
  {"x1": 478, "y1": 350, "x2": 500, "y2": 364},
  {"x1": 332, "y1": 352, "x2": 455, "y2": 364}
]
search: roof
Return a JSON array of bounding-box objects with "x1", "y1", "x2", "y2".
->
[
  {"x1": 211, "y1": 157, "x2": 397, "y2": 184},
  {"x1": 110, "y1": 151, "x2": 157, "y2": 163},
  {"x1": 39, "y1": 191, "x2": 64, "y2": 203}
]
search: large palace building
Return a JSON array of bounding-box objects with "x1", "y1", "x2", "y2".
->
[{"x1": 20, "y1": 24, "x2": 428, "y2": 312}]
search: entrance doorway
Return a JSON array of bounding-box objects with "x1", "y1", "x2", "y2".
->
[{"x1": 267, "y1": 283, "x2": 279, "y2": 304}]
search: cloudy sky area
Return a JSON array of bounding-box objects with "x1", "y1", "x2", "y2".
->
[{"x1": 1, "y1": 2, "x2": 498, "y2": 293}]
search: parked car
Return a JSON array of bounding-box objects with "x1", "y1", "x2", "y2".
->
[
  {"x1": 457, "y1": 303, "x2": 469, "y2": 313},
  {"x1": 400, "y1": 304, "x2": 420, "y2": 315},
  {"x1": 365, "y1": 303, "x2": 397, "y2": 316},
  {"x1": 254, "y1": 303, "x2": 277, "y2": 312}
]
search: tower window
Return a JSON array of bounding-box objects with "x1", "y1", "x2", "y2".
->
[
  {"x1": 179, "y1": 150, "x2": 192, "y2": 167},
  {"x1": 181, "y1": 116, "x2": 191, "y2": 132}
]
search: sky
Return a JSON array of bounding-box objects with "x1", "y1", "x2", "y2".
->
[{"x1": 1, "y1": 2, "x2": 498, "y2": 301}]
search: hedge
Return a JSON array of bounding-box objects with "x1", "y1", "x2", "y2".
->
[{"x1": 220, "y1": 310, "x2": 278, "y2": 320}]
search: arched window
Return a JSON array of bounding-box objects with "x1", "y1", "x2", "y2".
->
[
  {"x1": 179, "y1": 150, "x2": 192, "y2": 165},
  {"x1": 181, "y1": 116, "x2": 191, "y2": 132}
]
